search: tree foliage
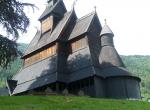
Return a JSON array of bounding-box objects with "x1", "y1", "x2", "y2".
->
[
  {"x1": 0, "y1": 35, "x2": 18, "y2": 68},
  {"x1": 0, "y1": 0, "x2": 35, "y2": 68},
  {"x1": 0, "y1": 43, "x2": 27, "y2": 87},
  {"x1": 121, "y1": 55, "x2": 150, "y2": 100}
]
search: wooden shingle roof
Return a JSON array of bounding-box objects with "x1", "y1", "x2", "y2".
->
[
  {"x1": 69, "y1": 11, "x2": 96, "y2": 40},
  {"x1": 39, "y1": 0, "x2": 66, "y2": 20},
  {"x1": 23, "y1": 11, "x2": 74, "y2": 57}
]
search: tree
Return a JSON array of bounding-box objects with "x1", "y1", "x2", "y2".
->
[{"x1": 0, "y1": 0, "x2": 35, "y2": 68}]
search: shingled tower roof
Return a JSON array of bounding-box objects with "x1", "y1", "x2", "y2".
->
[
  {"x1": 99, "y1": 22, "x2": 125, "y2": 68},
  {"x1": 100, "y1": 22, "x2": 114, "y2": 37}
]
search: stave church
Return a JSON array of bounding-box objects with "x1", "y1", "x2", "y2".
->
[{"x1": 6, "y1": 0, "x2": 141, "y2": 99}]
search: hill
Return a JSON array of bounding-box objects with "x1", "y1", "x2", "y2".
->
[
  {"x1": 0, "y1": 96, "x2": 150, "y2": 110},
  {"x1": 0, "y1": 43, "x2": 150, "y2": 99},
  {"x1": 0, "y1": 43, "x2": 27, "y2": 87},
  {"x1": 121, "y1": 55, "x2": 150, "y2": 99}
]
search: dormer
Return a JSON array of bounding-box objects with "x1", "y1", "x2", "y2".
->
[{"x1": 39, "y1": 0, "x2": 67, "y2": 34}]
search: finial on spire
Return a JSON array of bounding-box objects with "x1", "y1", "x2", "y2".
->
[
  {"x1": 104, "y1": 19, "x2": 107, "y2": 25},
  {"x1": 47, "y1": 0, "x2": 58, "y2": 4},
  {"x1": 72, "y1": 0, "x2": 78, "y2": 9},
  {"x1": 94, "y1": 6, "x2": 97, "y2": 12}
]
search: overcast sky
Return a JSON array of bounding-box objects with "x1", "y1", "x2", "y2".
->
[{"x1": 18, "y1": 0, "x2": 150, "y2": 55}]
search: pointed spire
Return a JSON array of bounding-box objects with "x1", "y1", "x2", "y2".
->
[
  {"x1": 47, "y1": 0, "x2": 58, "y2": 4},
  {"x1": 104, "y1": 19, "x2": 107, "y2": 25},
  {"x1": 72, "y1": 0, "x2": 78, "y2": 10},
  {"x1": 94, "y1": 6, "x2": 97, "y2": 12},
  {"x1": 99, "y1": 19, "x2": 125, "y2": 67},
  {"x1": 39, "y1": 0, "x2": 66, "y2": 21},
  {"x1": 100, "y1": 19, "x2": 115, "y2": 47},
  {"x1": 100, "y1": 19, "x2": 114, "y2": 37}
]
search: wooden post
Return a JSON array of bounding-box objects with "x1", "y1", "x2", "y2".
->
[{"x1": 56, "y1": 82, "x2": 59, "y2": 93}]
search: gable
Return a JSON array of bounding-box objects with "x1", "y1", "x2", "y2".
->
[
  {"x1": 23, "y1": 10, "x2": 75, "y2": 57},
  {"x1": 24, "y1": 30, "x2": 41, "y2": 56},
  {"x1": 68, "y1": 12, "x2": 96, "y2": 40},
  {"x1": 39, "y1": 0, "x2": 66, "y2": 21}
]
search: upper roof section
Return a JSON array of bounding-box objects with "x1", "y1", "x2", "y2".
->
[
  {"x1": 23, "y1": 10, "x2": 75, "y2": 57},
  {"x1": 68, "y1": 11, "x2": 97, "y2": 40},
  {"x1": 39, "y1": 0, "x2": 67, "y2": 21},
  {"x1": 23, "y1": 2, "x2": 99, "y2": 58},
  {"x1": 23, "y1": 10, "x2": 98, "y2": 57},
  {"x1": 100, "y1": 23, "x2": 114, "y2": 37}
]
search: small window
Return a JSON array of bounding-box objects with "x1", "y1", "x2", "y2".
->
[
  {"x1": 24, "y1": 44, "x2": 56, "y2": 66},
  {"x1": 41, "y1": 16, "x2": 53, "y2": 33},
  {"x1": 71, "y1": 38, "x2": 87, "y2": 52}
]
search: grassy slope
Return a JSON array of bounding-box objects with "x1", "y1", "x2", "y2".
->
[{"x1": 0, "y1": 96, "x2": 150, "y2": 110}]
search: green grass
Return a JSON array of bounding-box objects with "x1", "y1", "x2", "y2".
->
[{"x1": 0, "y1": 96, "x2": 150, "y2": 110}]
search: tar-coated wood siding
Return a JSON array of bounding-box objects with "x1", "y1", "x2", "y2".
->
[
  {"x1": 24, "y1": 44, "x2": 56, "y2": 66},
  {"x1": 41, "y1": 16, "x2": 53, "y2": 33},
  {"x1": 71, "y1": 38, "x2": 87, "y2": 52}
]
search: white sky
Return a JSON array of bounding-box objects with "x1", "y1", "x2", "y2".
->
[{"x1": 18, "y1": 0, "x2": 150, "y2": 55}]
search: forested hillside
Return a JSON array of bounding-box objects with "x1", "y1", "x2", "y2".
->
[
  {"x1": 0, "y1": 43, "x2": 27, "y2": 87},
  {"x1": 121, "y1": 55, "x2": 150, "y2": 99},
  {"x1": 0, "y1": 44, "x2": 150, "y2": 99}
]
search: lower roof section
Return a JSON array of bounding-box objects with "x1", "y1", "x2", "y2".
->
[
  {"x1": 99, "y1": 66, "x2": 140, "y2": 79},
  {"x1": 11, "y1": 65, "x2": 140, "y2": 95},
  {"x1": 12, "y1": 73, "x2": 57, "y2": 95},
  {"x1": 13, "y1": 55, "x2": 57, "y2": 84},
  {"x1": 69, "y1": 66, "x2": 99, "y2": 82}
]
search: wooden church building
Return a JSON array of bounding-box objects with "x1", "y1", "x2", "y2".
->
[{"x1": 7, "y1": 0, "x2": 141, "y2": 99}]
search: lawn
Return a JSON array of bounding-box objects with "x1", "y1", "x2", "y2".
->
[{"x1": 0, "y1": 96, "x2": 149, "y2": 110}]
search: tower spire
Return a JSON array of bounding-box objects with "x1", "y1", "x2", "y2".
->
[
  {"x1": 72, "y1": 0, "x2": 78, "y2": 9},
  {"x1": 99, "y1": 20, "x2": 124, "y2": 67},
  {"x1": 94, "y1": 6, "x2": 97, "y2": 12},
  {"x1": 39, "y1": 0, "x2": 66, "y2": 21},
  {"x1": 47, "y1": 0, "x2": 58, "y2": 4},
  {"x1": 100, "y1": 23, "x2": 114, "y2": 37},
  {"x1": 104, "y1": 19, "x2": 107, "y2": 25}
]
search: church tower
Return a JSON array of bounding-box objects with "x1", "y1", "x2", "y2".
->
[
  {"x1": 98, "y1": 22, "x2": 141, "y2": 99},
  {"x1": 39, "y1": 0, "x2": 67, "y2": 33},
  {"x1": 99, "y1": 21, "x2": 125, "y2": 67}
]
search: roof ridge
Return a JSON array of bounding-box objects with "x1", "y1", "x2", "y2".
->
[
  {"x1": 23, "y1": 11, "x2": 73, "y2": 57},
  {"x1": 23, "y1": 30, "x2": 41, "y2": 56},
  {"x1": 39, "y1": 0, "x2": 66, "y2": 20},
  {"x1": 100, "y1": 24, "x2": 114, "y2": 36},
  {"x1": 77, "y1": 11, "x2": 95, "y2": 22}
]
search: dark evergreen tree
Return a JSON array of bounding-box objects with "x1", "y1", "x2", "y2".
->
[{"x1": 0, "y1": 0, "x2": 35, "y2": 68}]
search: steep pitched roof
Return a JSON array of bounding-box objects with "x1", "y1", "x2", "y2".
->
[
  {"x1": 68, "y1": 11, "x2": 96, "y2": 40},
  {"x1": 12, "y1": 56, "x2": 58, "y2": 95},
  {"x1": 23, "y1": 10, "x2": 74, "y2": 57},
  {"x1": 101, "y1": 67, "x2": 132, "y2": 77},
  {"x1": 12, "y1": 73, "x2": 57, "y2": 95},
  {"x1": 100, "y1": 24, "x2": 114, "y2": 37},
  {"x1": 99, "y1": 46, "x2": 125, "y2": 67},
  {"x1": 99, "y1": 66, "x2": 141, "y2": 81},
  {"x1": 24, "y1": 30, "x2": 41, "y2": 55},
  {"x1": 99, "y1": 23, "x2": 124, "y2": 68},
  {"x1": 39, "y1": 0, "x2": 66, "y2": 20},
  {"x1": 13, "y1": 56, "x2": 57, "y2": 84}
]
